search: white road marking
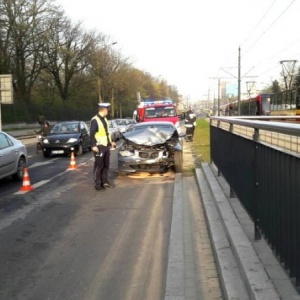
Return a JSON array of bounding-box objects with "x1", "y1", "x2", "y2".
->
[
  {"x1": 15, "y1": 157, "x2": 94, "y2": 194},
  {"x1": 29, "y1": 158, "x2": 59, "y2": 168}
]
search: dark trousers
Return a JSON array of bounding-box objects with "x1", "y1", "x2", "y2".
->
[
  {"x1": 93, "y1": 145, "x2": 110, "y2": 186},
  {"x1": 186, "y1": 126, "x2": 195, "y2": 140}
]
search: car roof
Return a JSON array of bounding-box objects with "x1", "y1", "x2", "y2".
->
[{"x1": 54, "y1": 121, "x2": 81, "y2": 124}]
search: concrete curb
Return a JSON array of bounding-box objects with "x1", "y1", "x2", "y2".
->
[
  {"x1": 199, "y1": 163, "x2": 280, "y2": 300},
  {"x1": 165, "y1": 173, "x2": 184, "y2": 299}
]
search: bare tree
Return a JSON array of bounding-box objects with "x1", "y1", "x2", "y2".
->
[
  {"x1": 43, "y1": 16, "x2": 97, "y2": 102},
  {"x1": 0, "y1": 0, "x2": 61, "y2": 103}
]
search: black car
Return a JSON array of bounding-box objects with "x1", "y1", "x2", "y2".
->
[
  {"x1": 118, "y1": 121, "x2": 185, "y2": 175},
  {"x1": 41, "y1": 121, "x2": 91, "y2": 157}
]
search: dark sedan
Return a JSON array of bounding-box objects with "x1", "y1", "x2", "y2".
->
[{"x1": 41, "y1": 121, "x2": 91, "y2": 157}]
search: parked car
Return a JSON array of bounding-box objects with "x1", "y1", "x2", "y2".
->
[
  {"x1": 0, "y1": 131, "x2": 28, "y2": 181},
  {"x1": 108, "y1": 120, "x2": 121, "y2": 142},
  {"x1": 114, "y1": 118, "x2": 130, "y2": 134},
  {"x1": 126, "y1": 119, "x2": 137, "y2": 132},
  {"x1": 118, "y1": 121, "x2": 185, "y2": 175},
  {"x1": 41, "y1": 121, "x2": 91, "y2": 157}
]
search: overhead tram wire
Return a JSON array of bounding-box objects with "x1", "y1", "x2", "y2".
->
[
  {"x1": 242, "y1": 37, "x2": 300, "y2": 80},
  {"x1": 240, "y1": 0, "x2": 278, "y2": 48},
  {"x1": 243, "y1": 0, "x2": 297, "y2": 56},
  {"x1": 213, "y1": 0, "x2": 296, "y2": 98},
  {"x1": 214, "y1": 1, "x2": 280, "y2": 79},
  {"x1": 240, "y1": 0, "x2": 298, "y2": 81}
]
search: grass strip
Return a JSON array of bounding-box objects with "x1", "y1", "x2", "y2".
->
[{"x1": 192, "y1": 118, "x2": 210, "y2": 163}]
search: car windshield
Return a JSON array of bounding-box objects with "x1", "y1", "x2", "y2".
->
[
  {"x1": 145, "y1": 107, "x2": 175, "y2": 118},
  {"x1": 51, "y1": 123, "x2": 78, "y2": 134}
]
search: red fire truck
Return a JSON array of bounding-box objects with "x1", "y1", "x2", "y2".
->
[{"x1": 133, "y1": 99, "x2": 181, "y2": 130}]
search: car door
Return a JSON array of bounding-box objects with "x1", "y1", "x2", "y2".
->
[
  {"x1": 0, "y1": 133, "x2": 16, "y2": 177},
  {"x1": 80, "y1": 122, "x2": 90, "y2": 149}
]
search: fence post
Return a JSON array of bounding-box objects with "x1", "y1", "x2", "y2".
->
[{"x1": 253, "y1": 128, "x2": 261, "y2": 240}]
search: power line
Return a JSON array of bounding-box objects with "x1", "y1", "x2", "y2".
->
[
  {"x1": 244, "y1": 0, "x2": 297, "y2": 55},
  {"x1": 240, "y1": 0, "x2": 278, "y2": 47}
]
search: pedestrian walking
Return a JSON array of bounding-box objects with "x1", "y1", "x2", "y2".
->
[
  {"x1": 185, "y1": 106, "x2": 196, "y2": 142},
  {"x1": 34, "y1": 121, "x2": 51, "y2": 154},
  {"x1": 90, "y1": 103, "x2": 116, "y2": 191},
  {"x1": 38, "y1": 113, "x2": 45, "y2": 127}
]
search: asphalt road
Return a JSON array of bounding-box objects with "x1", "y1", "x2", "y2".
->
[{"x1": 0, "y1": 139, "x2": 176, "y2": 300}]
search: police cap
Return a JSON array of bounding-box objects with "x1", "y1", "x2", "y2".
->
[{"x1": 98, "y1": 103, "x2": 111, "y2": 109}]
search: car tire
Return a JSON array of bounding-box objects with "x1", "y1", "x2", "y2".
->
[
  {"x1": 12, "y1": 156, "x2": 26, "y2": 181},
  {"x1": 174, "y1": 151, "x2": 183, "y2": 173},
  {"x1": 76, "y1": 144, "x2": 83, "y2": 156},
  {"x1": 43, "y1": 151, "x2": 50, "y2": 158}
]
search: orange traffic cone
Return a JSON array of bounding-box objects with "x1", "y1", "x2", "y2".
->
[
  {"x1": 20, "y1": 167, "x2": 33, "y2": 191},
  {"x1": 68, "y1": 152, "x2": 77, "y2": 170}
]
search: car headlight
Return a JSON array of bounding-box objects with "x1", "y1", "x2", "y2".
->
[
  {"x1": 119, "y1": 150, "x2": 134, "y2": 157},
  {"x1": 67, "y1": 138, "x2": 78, "y2": 143},
  {"x1": 43, "y1": 139, "x2": 49, "y2": 144}
]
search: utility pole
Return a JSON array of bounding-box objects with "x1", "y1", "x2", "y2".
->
[
  {"x1": 280, "y1": 60, "x2": 297, "y2": 90},
  {"x1": 238, "y1": 46, "x2": 241, "y2": 116},
  {"x1": 210, "y1": 76, "x2": 233, "y2": 116}
]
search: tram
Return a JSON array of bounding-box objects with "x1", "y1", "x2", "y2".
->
[
  {"x1": 222, "y1": 90, "x2": 300, "y2": 116},
  {"x1": 269, "y1": 89, "x2": 300, "y2": 116}
]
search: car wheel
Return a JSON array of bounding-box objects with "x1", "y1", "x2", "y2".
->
[
  {"x1": 12, "y1": 156, "x2": 26, "y2": 181},
  {"x1": 76, "y1": 144, "x2": 83, "y2": 156},
  {"x1": 174, "y1": 151, "x2": 183, "y2": 173},
  {"x1": 43, "y1": 151, "x2": 50, "y2": 158}
]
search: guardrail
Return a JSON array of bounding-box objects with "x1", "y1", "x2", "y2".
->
[{"x1": 210, "y1": 116, "x2": 300, "y2": 287}]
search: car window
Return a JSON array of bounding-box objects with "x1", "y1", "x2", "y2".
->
[
  {"x1": 80, "y1": 122, "x2": 87, "y2": 134},
  {"x1": 0, "y1": 133, "x2": 12, "y2": 149},
  {"x1": 51, "y1": 123, "x2": 78, "y2": 133}
]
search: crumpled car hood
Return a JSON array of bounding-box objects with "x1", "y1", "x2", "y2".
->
[{"x1": 123, "y1": 127, "x2": 176, "y2": 146}]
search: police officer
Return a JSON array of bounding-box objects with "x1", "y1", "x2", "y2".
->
[{"x1": 90, "y1": 103, "x2": 116, "y2": 191}]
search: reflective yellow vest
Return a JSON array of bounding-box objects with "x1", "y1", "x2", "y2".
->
[{"x1": 92, "y1": 115, "x2": 111, "y2": 146}]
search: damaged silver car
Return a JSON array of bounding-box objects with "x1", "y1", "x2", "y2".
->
[{"x1": 118, "y1": 121, "x2": 185, "y2": 175}]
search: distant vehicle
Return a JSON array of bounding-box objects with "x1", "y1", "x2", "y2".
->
[
  {"x1": 126, "y1": 119, "x2": 137, "y2": 131},
  {"x1": 41, "y1": 121, "x2": 91, "y2": 157},
  {"x1": 118, "y1": 121, "x2": 185, "y2": 175},
  {"x1": 0, "y1": 131, "x2": 28, "y2": 181},
  {"x1": 108, "y1": 120, "x2": 121, "y2": 142},
  {"x1": 134, "y1": 98, "x2": 182, "y2": 133},
  {"x1": 114, "y1": 118, "x2": 130, "y2": 133},
  {"x1": 224, "y1": 93, "x2": 272, "y2": 116}
]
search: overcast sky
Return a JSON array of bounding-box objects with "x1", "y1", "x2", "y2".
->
[{"x1": 57, "y1": 0, "x2": 300, "y2": 102}]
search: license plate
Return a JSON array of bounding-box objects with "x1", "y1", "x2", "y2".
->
[
  {"x1": 52, "y1": 150, "x2": 64, "y2": 154},
  {"x1": 147, "y1": 159, "x2": 156, "y2": 164}
]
